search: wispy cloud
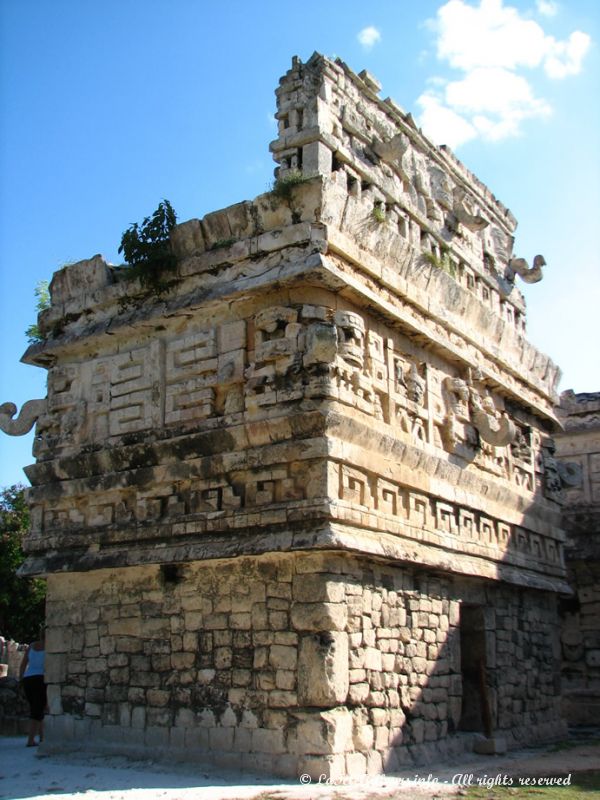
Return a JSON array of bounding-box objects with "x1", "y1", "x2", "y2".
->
[
  {"x1": 536, "y1": 0, "x2": 558, "y2": 17},
  {"x1": 417, "y1": 0, "x2": 591, "y2": 148},
  {"x1": 357, "y1": 26, "x2": 381, "y2": 50}
]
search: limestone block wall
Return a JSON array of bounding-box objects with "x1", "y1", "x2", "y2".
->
[
  {"x1": 45, "y1": 551, "x2": 565, "y2": 778},
  {"x1": 556, "y1": 391, "x2": 600, "y2": 725}
]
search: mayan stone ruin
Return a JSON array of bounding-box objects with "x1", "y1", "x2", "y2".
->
[
  {"x1": 0, "y1": 53, "x2": 577, "y2": 778},
  {"x1": 556, "y1": 391, "x2": 600, "y2": 726}
]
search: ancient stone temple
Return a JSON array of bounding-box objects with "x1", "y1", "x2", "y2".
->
[
  {"x1": 2, "y1": 53, "x2": 572, "y2": 778},
  {"x1": 555, "y1": 391, "x2": 600, "y2": 726}
]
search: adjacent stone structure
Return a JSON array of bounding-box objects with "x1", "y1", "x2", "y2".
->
[
  {"x1": 2, "y1": 54, "x2": 572, "y2": 777},
  {"x1": 556, "y1": 391, "x2": 600, "y2": 726}
]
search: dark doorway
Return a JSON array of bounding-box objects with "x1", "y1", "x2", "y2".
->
[{"x1": 459, "y1": 604, "x2": 492, "y2": 734}]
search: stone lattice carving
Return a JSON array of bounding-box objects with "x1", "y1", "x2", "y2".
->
[{"x1": 0, "y1": 400, "x2": 47, "y2": 436}]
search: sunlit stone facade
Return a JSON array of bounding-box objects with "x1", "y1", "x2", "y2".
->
[{"x1": 2, "y1": 54, "x2": 571, "y2": 777}]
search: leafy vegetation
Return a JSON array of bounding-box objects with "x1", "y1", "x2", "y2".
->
[
  {"x1": 118, "y1": 199, "x2": 177, "y2": 288},
  {"x1": 209, "y1": 237, "x2": 236, "y2": 251},
  {"x1": 271, "y1": 169, "x2": 311, "y2": 202},
  {"x1": 372, "y1": 204, "x2": 386, "y2": 224},
  {"x1": 424, "y1": 248, "x2": 457, "y2": 278},
  {"x1": 0, "y1": 485, "x2": 46, "y2": 642},
  {"x1": 25, "y1": 281, "x2": 50, "y2": 344}
]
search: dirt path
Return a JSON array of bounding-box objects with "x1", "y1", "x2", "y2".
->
[{"x1": 1, "y1": 734, "x2": 599, "y2": 800}]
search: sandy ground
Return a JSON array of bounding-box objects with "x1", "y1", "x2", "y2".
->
[{"x1": 1, "y1": 734, "x2": 599, "y2": 800}]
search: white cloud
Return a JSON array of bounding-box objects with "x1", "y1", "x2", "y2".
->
[
  {"x1": 536, "y1": 0, "x2": 558, "y2": 17},
  {"x1": 357, "y1": 26, "x2": 381, "y2": 50},
  {"x1": 544, "y1": 30, "x2": 591, "y2": 78},
  {"x1": 418, "y1": 67, "x2": 552, "y2": 148},
  {"x1": 445, "y1": 67, "x2": 548, "y2": 116},
  {"x1": 435, "y1": 0, "x2": 548, "y2": 71},
  {"x1": 417, "y1": 0, "x2": 591, "y2": 148},
  {"x1": 418, "y1": 92, "x2": 477, "y2": 148}
]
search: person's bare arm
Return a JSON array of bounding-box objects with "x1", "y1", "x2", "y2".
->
[{"x1": 19, "y1": 646, "x2": 29, "y2": 680}]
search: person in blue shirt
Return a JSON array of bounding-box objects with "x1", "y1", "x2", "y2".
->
[{"x1": 19, "y1": 628, "x2": 47, "y2": 747}]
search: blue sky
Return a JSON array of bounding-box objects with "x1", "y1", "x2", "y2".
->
[{"x1": 1, "y1": 0, "x2": 598, "y2": 488}]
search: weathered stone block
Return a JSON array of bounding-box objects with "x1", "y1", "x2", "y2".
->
[
  {"x1": 364, "y1": 647, "x2": 382, "y2": 671},
  {"x1": 297, "y1": 631, "x2": 349, "y2": 706},
  {"x1": 297, "y1": 754, "x2": 347, "y2": 782},
  {"x1": 252, "y1": 727, "x2": 286, "y2": 754},
  {"x1": 349, "y1": 682, "x2": 370, "y2": 704},
  {"x1": 269, "y1": 644, "x2": 297, "y2": 670},
  {"x1": 291, "y1": 602, "x2": 347, "y2": 631}
]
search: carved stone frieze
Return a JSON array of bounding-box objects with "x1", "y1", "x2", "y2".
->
[
  {"x1": 335, "y1": 461, "x2": 562, "y2": 571},
  {"x1": 452, "y1": 186, "x2": 489, "y2": 232},
  {"x1": 441, "y1": 377, "x2": 471, "y2": 451},
  {"x1": 540, "y1": 436, "x2": 583, "y2": 502},
  {"x1": 470, "y1": 395, "x2": 517, "y2": 447},
  {"x1": 440, "y1": 372, "x2": 517, "y2": 451}
]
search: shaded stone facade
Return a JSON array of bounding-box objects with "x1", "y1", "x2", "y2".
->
[
  {"x1": 2, "y1": 54, "x2": 571, "y2": 777},
  {"x1": 556, "y1": 391, "x2": 600, "y2": 725},
  {"x1": 44, "y1": 555, "x2": 563, "y2": 777}
]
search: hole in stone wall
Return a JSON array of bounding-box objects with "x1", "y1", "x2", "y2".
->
[
  {"x1": 483, "y1": 252, "x2": 495, "y2": 273},
  {"x1": 317, "y1": 632, "x2": 335, "y2": 647},
  {"x1": 160, "y1": 563, "x2": 184, "y2": 586},
  {"x1": 559, "y1": 595, "x2": 581, "y2": 615}
]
